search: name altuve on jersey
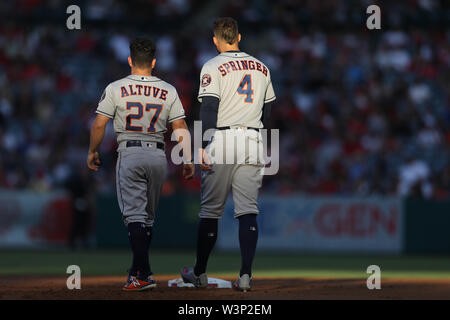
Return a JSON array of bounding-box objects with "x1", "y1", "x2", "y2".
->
[
  {"x1": 218, "y1": 59, "x2": 268, "y2": 77},
  {"x1": 120, "y1": 84, "x2": 168, "y2": 101}
]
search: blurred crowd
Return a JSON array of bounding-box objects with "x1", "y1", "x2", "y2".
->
[{"x1": 0, "y1": 0, "x2": 449, "y2": 199}]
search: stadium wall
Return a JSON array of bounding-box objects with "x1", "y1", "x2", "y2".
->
[{"x1": 1, "y1": 190, "x2": 449, "y2": 254}]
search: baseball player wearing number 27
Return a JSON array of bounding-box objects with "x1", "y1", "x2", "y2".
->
[
  {"x1": 181, "y1": 17, "x2": 276, "y2": 292},
  {"x1": 87, "y1": 38, "x2": 194, "y2": 291}
]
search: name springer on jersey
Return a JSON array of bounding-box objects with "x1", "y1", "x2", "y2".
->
[{"x1": 218, "y1": 59, "x2": 268, "y2": 77}]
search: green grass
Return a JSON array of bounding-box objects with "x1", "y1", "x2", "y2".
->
[{"x1": 1, "y1": 250, "x2": 450, "y2": 279}]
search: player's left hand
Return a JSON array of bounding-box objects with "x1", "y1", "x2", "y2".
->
[
  {"x1": 198, "y1": 148, "x2": 212, "y2": 171},
  {"x1": 183, "y1": 163, "x2": 195, "y2": 180},
  {"x1": 87, "y1": 151, "x2": 101, "y2": 171}
]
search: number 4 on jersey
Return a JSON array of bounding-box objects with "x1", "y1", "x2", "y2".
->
[{"x1": 237, "y1": 74, "x2": 254, "y2": 103}]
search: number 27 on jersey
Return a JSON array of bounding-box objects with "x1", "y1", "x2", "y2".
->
[{"x1": 126, "y1": 102, "x2": 162, "y2": 132}]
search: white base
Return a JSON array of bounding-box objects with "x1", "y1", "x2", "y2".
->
[{"x1": 168, "y1": 277, "x2": 232, "y2": 288}]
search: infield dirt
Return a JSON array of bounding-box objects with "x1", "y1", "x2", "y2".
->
[{"x1": 1, "y1": 275, "x2": 450, "y2": 299}]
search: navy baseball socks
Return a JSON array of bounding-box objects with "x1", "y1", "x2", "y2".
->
[
  {"x1": 238, "y1": 214, "x2": 258, "y2": 277},
  {"x1": 127, "y1": 222, "x2": 153, "y2": 280},
  {"x1": 193, "y1": 215, "x2": 258, "y2": 278},
  {"x1": 194, "y1": 218, "x2": 218, "y2": 276}
]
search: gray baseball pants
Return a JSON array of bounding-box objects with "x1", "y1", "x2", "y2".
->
[
  {"x1": 116, "y1": 142, "x2": 167, "y2": 227},
  {"x1": 199, "y1": 128, "x2": 265, "y2": 219}
]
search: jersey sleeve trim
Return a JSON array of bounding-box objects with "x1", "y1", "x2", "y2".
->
[
  {"x1": 168, "y1": 115, "x2": 186, "y2": 122},
  {"x1": 96, "y1": 110, "x2": 114, "y2": 118},
  {"x1": 264, "y1": 95, "x2": 276, "y2": 103},
  {"x1": 198, "y1": 93, "x2": 221, "y2": 100}
]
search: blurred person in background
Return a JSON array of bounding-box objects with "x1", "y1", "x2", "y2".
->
[
  {"x1": 397, "y1": 156, "x2": 433, "y2": 199},
  {"x1": 65, "y1": 168, "x2": 94, "y2": 249}
]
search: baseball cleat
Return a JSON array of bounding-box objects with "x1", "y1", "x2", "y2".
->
[
  {"x1": 233, "y1": 274, "x2": 252, "y2": 292},
  {"x1": 122, "y1": 275, "x2": 157, "y2": 292},
  {"x1": 181, "y1": 267, "x2": 208, "y2": 288}
]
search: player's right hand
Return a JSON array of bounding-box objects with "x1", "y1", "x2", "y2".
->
[
  {"x1": 183, "y1": 163, "x2": 195, "y2": 180},
  {"x1": 198, "y1": 148, "x2": 212, "y2": 171},
  {"x1": 87, "y1": 151, "x2": 101, "y2": 171}
]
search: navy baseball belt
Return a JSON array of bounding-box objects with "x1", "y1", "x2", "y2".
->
[
  {"x1": 217, "y1": 126, "x2": 260, "y2": 132},
  {"x1": 126, "y1": 140, "x2": 164, "y2": 150}
]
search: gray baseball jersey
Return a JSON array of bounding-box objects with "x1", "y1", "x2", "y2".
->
[
  {"x1": 97, "y1": 74, "x2": 185, "y2": 145},
  {"x1": 197, "y1": 51, "x2": 276, "y2": 219},
  {"x1": 97, "y1": 74, "x2": 185, "y2": 227},
  {"x1": 198, "y1": 51, "x2": 276, "y2": 128}
]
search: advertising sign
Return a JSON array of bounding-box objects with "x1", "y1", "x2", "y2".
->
[{"x1": 217, "y1": 196, "x2": 403, "y2": 253}]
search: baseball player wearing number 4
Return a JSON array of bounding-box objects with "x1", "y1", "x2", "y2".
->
[
  {"x1": 87, "y1": 38, "x2": 194, "y2": 291},
  {"x1": 181, "y1": 17, "x2": 276, "y2": 291}
]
